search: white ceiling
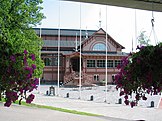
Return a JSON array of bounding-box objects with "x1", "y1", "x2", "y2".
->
[{"x1": 65, "y1": 0, "x2": 162, "y2": 12}]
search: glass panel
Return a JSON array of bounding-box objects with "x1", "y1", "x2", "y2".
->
[
  {"x1": 97, "y1": 60, "x2": 105, "y2": 68},
  {"x1": 107, "y1": 60, "x2": 114, "y2": 68},
  {"x1": 53, "y1": 57, "x2": 62, "y2": 66},
  {"x1": 44, "y1": 58, "x2": 52, "y2": 66},
  {"x1": 87, "y1": 60, "x2": 96, "y2": 67},
  {"x1": 93, "y1": 43, "x2": 106, "y2": 51},
  {"x1": 44, "y1": 57, "x2": 62, "y2": 66},
  {"x1": 115, "y1": 60, "x2": 121, "y2": 67}
]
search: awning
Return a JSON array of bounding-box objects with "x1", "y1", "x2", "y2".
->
[{"x1": 65, "y1": 0, "x2": 162, "y2": 12}]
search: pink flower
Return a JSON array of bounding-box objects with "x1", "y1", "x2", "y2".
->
[
  {"x1": 10, "y1": 55, "x2": 16, "y2": 62},
  {"x1": 142, "y1": 96, "x2": 147, "y2": 100},
  {"x1": 119, "y1": 91, "x2": 124, "y2": 96},
  {"x1": 135, "y1": 94, "x2": 140, "y2": 100},
  {"x1": 124, "y1": 100, "x2": 129, "y2": 105},
  {"x1": 26, "y1": 94, "x2": 35, "y2": 104},
  {"x1": 31, "y1": 64, "x2": 36, "y2": 70},
  {"x1": 130, "y1": 101, "x2": 136, "y2": 108},
  {"x1": 30, "y1": 54, "x2": 35, "y2": 61},
  {"x1": 24, "y1": 50, "x2": 28, "y2": 55},
  {"x1": 23, "y1": 56, "x2": 27, "y2": 66},
  {"x1": 124, "y1": 95, "x2": 128, "y2": 100},
  {"x1": 4, "y1": 101, "x2": 12, "y2": 107}
]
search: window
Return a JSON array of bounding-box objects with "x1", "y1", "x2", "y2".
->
[
  {"x1": 44, "y1": 57, "x2": 62, "y2": 66},
  {"x1": 87, "y1": 60, "x2": 96, "y2": 67},
  {"x1": 107, "y1": 60, "x2": 114, "y2": 68},
  {"x1": 44, "y1": 58, "x2": 52, "y2": 66},
  {"x1": 115, "y1": 60, "x2": 122, "y2": 67},
  {"x1": 93, "y1": 43, "x2": 106, "y2": 51},
  {"x1": 94, "y1": 74, "x2": 99, "y2": 81},
  {"x1": 97, "y1": 60, "x2": 105, "y2": 68},
  {"x1": 53, "y1": 57, "x2": 62, "y2": 66}
]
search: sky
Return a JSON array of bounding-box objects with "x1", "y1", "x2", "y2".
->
[{"x1": 38, "y1": 0, "x2": 162, "y2": 52}]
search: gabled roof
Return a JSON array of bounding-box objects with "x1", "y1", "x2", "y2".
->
[
  {"x1": 36, "y1": 28, "x2": 124, "y2": 49},
  {"x1": 82, "y1": 28, "x2": 125, "y2": 49}
]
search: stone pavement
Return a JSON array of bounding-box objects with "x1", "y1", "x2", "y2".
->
[{"x1": 32, "y1": 85, "x2": 162, "y2": 121}]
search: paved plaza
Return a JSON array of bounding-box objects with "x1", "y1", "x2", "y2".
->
[
  {"x1": 31, "y1": 85, "x2": 162, "y2": 121},
  {"x1": 0, "y1": 103, "x2": 118, "y2": 121}
]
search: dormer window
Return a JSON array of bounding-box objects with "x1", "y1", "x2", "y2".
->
[{"x1": 93, "y1": 43, "x2": 106, "y2": 51}]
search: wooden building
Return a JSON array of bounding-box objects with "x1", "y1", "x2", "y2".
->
[{"x1": 34, "y1": 28, "x2": 127, "y2": 86}]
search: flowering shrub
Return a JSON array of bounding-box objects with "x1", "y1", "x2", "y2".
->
[
  {"x1": 114, "y1": 43, "x2": 162, "y2": 107},
  {"x1": 0, "y1": 50, "x2": 38, "y2": 107}
]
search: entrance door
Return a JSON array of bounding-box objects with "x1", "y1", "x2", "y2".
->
[{"x1": 70, "y1": 57, "x2": 82, "y2": 72}]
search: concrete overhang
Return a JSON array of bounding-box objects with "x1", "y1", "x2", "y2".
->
[{"x1": 65, "y1": 0, "x2": 162, "y2": 12}]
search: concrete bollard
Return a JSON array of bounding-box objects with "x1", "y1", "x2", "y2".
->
[
  {"x1": 119, "y1": 98, "x2": 122, "y2": 104},
  {"x1": 90, "y1": 95, "x2": 93, "y2": 101},
  {"x1": 66, "y1": 93, "x2": 69, "y2": 98},
  {"x1": 49, "y1": 86, "x2": 55, "y2": 96},
  {"x1": 151, "y1": 101, "x2": 154, "y2": 107},
  {"x1": 46, "y1": 90, "x2": 49, "y2": 96}
]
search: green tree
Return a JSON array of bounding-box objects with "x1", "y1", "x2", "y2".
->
[
  {"x1": 137, "y1": 30, "x2": 150, "y2": 46},
  {"x1": 0, "y1": 0, "x2": 44, "y2": 106}
]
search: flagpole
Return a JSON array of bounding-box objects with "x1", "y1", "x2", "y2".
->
[
  {"x1": 57, "y1": 0, "x2": 61, "y2": 96},
  {"x1": 132, "y1": 37, "x2": 134, "y2": 52},
  {"x1": 38, "y1": 24, "x2": 41, "y2": 94},
  {"x1": 134, "y1": 9, "x2": 137, "y2": 51},
  {"x1": 79, "y1": 2, "x2": 82, "y2": 99},
  {"x1": 105, "y1": 5, "x2": 108, "y2": 103}
]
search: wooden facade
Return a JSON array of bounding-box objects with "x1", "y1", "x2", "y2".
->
[{"x1": 34, "y1": 28, "x2": 127, "y2": 86}]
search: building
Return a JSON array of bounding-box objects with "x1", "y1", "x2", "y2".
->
[{"x1": 34, "y1": 28, "x2": 127, "y2": 86}]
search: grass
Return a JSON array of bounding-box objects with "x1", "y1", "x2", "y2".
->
[{"x1": 0, "y1": 99, "x2": 101, "y2": 117}]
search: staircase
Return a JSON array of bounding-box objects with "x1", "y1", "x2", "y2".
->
[
  {"x1": 62, "y1": 71, "x2": 75, "y2": 86},
  {"x1": 63, "y1": 71, "x2": 93, "y2": 86}
]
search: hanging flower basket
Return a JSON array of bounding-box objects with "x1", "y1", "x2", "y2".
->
[{"x1": 114, "y1": 43, "x2": 162, "y2": 107}]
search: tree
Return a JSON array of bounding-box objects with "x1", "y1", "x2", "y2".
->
[
  {"x1": 137, "y1": 30, "x2": 150, "y2": 46},
  {"x1": 0, "y1": 0, "x2": 44, "y2": 106}
]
